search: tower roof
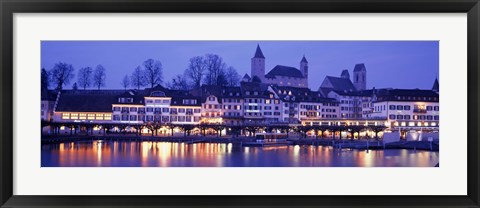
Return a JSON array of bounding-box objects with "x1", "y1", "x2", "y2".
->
[
  {"x1": 353, "y1": 63, "x2": 366, "y2": 72},
  {"x1": 253, "y1": 44, "x2": 265, "y2": 58},
  {"x1": 340, "y1": 69, "x2": 350, "y2": 79},
  {"x1": 301, "y1": 55, "x2": 308, "y2": 63},
  {"x1": 432, "y1": 78, "x2": 439, "y2": 91}
]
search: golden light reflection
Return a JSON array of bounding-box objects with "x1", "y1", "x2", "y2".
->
[
  {"x1": 227, "y1": 143, "x2": 232, "y2": 153},
  {"x1": 96, "y1": 142, "x2": 102, "y2": 165},
  {"x1": 45, "y1": 140, "x2": 439, "y2": 167},
  {"x1": 293, "y1": 145, "x2": 300, "y2": 157}
]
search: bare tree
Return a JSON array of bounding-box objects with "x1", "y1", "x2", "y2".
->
[
  {"x1": 131, "y1": 66, "x2": 146, "y2": 90},
  {"x1": 216, "y1": 70, "x2": 228, "y2": 86},
  {"x1": 203, "y1": 54, "x2": 226, "y2": 86},
  {"x1": 49, "y1": 62, "x2": 75, "y2": 90},
  {"x1": 167, "y1": 74, "x2": 189, "y2": 90},
  {"x1": 121, "y1": 74, "x2": 131, "y2": 90},
  {"x1": 93, "y1": 65, "x2": 106, "y2": 90},
  {"x1": 143, "y1": 59, "x2": 163, "y2": 88},
  {"x1": 77, "y1": 67, "x2": 93, "y2": 90},
  {"x1": 225, "y1": 66, "x2": 240, "y2": 87},
  {"x1": 41, "y1": 68, "x2": 50, "y2": 91},
  {"x1": 185, "y1": 56, "x2": 206, "y2": 88}
]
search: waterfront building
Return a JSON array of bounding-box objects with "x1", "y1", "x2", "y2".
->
[
  {"x1": 54, "y1": 90, "x2": 117, "y2": 123},
  {"x1": 269, "y1": 86, "x2": 340, "y2": 123},
  {"x1": 192, "y1": 85, "x2": 224, "y2": 124},
  {"x1": 41, "y1": 89, "x2": 57, "y2": 122},
  {"x1": 168, "y1": 90, "x2": 202, "y2": 125},
  {"x1": 112, "y1": 90, "x2": 145, "y2": 124},
  {"x1": 367, "y1": 88, "x2": 439, "y2": 130},
  {"x1": 221, "y1": 87, "x2": 244, "y2": 126},
  {"x1": 241, "y1": 81, "x2": 268, "y2": 124},
  {"x1": 263, "y1": 86, "x2": 283, "y2": 124},
  {"x1": 327, "y1": 90, "x2": 373, "y2": 119}
]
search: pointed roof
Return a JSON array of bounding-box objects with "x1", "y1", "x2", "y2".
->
[
  {"x1": 353, "y1": 63, "x2": 366, "y2": 72},
  {"x1": 432, "y1": 78, "x2": 439, "y2": 92},
  {"x1": 253, "y1": 44, "x2": 265, "y2": 59},
  {"x1": 322, "y1": 76, "x2": 356, "y2": 92},
  {"x1": 242, "y1": 73, "x2": 251, "y2": 80},
  {"x1": 301, "y1": 55, "x2": 308, "y2": 63},
  {"x1": 340, "y1": 70, "x2": 350, "y2": 79},
  {"x1": 265, "y1": 65, "x2": 304, "y2": 79}
]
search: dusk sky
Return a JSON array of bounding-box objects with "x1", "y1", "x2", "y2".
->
[{"x1": 41, "y1": 41, "x2": 439, "y2": 90}]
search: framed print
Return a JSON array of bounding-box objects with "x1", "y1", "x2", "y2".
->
[{"x1": 1, "y1": 0, "x2": 479, "y2": 207}]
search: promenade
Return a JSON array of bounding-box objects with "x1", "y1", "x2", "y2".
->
[{"x1": 41, "y1": 134, "x2": 439, "y2": 151}]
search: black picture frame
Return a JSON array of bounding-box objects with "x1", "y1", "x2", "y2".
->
[{"x1": 1, "y1": 0, "x2": 479, "y2": 207}]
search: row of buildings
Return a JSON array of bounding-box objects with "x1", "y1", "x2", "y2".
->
[{"x1": 41, "y1": 45, "x2": 439, "y2": 133}]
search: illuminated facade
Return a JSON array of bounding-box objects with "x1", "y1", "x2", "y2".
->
[
  {"x1": 43, "y1": 80, "x2": 439, "y2": 132},
  {"x1": 367, "y1": 89, "x2": 439, "y2": 130}
]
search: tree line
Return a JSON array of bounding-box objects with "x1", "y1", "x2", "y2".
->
[
  {"x1": 42, "y1": 63, "x2": 107, "y2": 91},
  {"x1": 41, "y1": 53, "x2": 241, "y2": 92},
  {"x1": 165, "y1": 54, "x2": 240, "y2": 90}
]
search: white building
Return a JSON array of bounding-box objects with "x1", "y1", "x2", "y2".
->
[
  {"x1": 368, "y1": 89, "x2": 439, "y2": 130},
  {"x1": 221, "y1": 87, "x2": 244, "y2": 126}
]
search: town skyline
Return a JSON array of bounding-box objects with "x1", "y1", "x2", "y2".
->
[{"x1": 41, "y1": 41, "x2": 439, "y2": 90}]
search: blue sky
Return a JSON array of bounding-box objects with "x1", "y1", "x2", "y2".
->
[{"x1": 41, "y1": 41, "x2": 439, "y2": 90}]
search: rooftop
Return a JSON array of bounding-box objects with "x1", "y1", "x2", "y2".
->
[{"x1": 265, "y1": 65, "x2": 304, "y2": 79}]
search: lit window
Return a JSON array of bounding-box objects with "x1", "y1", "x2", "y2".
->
[
  {"x1": 70, "y1": 113, "x2": 78, "y2": 119},
  {"x1": 96, "y1": 114, "x2": 104, "y2": 120},
  {"x1": 87, "y1": 114, "x2": 95, "y2": 120},
  {"x1": 104, "y1": 114, "x2": 112, "y2": 120},
  {"x1": 62, "y1": 113, "x2": 70, "y2": 119},
  {"x1": 79, "y1": 113, "x2": 87, "y2": 120}
]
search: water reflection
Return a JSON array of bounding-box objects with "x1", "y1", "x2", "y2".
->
[{"x1": 41, "y1": 141, "x2": 439, "y2": 167}]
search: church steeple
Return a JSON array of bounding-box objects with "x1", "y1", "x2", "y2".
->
[
  {"x1": 300, "y1": 55, "x2": 309, "y2": 87},
  {"x1": 301, "y1": 55, "x2": 308, "y2": 63},
  {"x1": 353, "y1": 63, "x2": 367, "y2": 91},
  {"x1": 251, "y1": 44, "x2": 265, "y2": 82},
  {"x1": 253, "y1": 44, "x2": 265, "y2": 59}
]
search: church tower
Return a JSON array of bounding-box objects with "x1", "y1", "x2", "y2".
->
[
  {"x1": 300, "y1": 55, "x2": 308, "y2": 87},
  {"x1": 340, "y1": 69, "x2": 350, "y2": 80},
  {"x1": 251, "y1": 44, "x2": 265, "y2": 82},
  {"x1": 353, "y1": 63, "x2": 367, "y2": 91}
]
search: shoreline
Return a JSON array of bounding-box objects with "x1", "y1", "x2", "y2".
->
[{"x1": 41, "y1": 134, "x2": 439, "y2": 151}]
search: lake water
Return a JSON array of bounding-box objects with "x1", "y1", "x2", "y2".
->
[{"x1": 41, "y1": 140, "x2": 439, "y2": 167}]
